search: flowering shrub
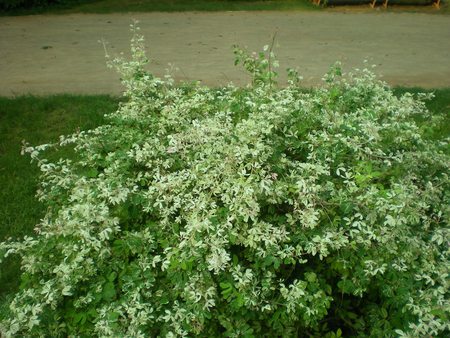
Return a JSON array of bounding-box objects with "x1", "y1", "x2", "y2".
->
[{"x1": 1, "y1": 26, "x2": 449, "y2": 337}]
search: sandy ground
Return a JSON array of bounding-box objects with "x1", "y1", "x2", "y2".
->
[{"x1": 1, "y1": 11, "x2": 449, "y2": 96}]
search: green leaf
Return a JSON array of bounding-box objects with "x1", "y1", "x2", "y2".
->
[
  {"x1": 273, "y1": 258, "x2": 281, "y2": 269},
  {"x1": 74, "y1": 312, "x2": 86, "y2": 324},
  {"x1": 305, "y1": 272, "x2": 317, "y2": 283},
  {"x1": 108, "y1": 311, "x2": 120, "y2": 322},
  {"x1": 232, "y1": 254, "x2": 239, "y2": 266},
  {"x1": 85, "y1": 168, "x2": 98, "y2": 178},
  {"x1": 108, "y1": 271, "x2": 117, "y2": 282},
  {"x1": 220, "y1": 282, "x2": 234, "y2": 300},
  {"x1": 102, "y1": 282, "x2": 116, "y2": 301},
  {"x1": 233, "y1": 293, "x2": 245, "y2": 308},
  {"x1": 220, "y1": 282, "x2": 231, "y2": 289}
]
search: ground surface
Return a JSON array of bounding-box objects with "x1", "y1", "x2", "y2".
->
[{"x1": 1, "y1": 10, "x2": 449, "y2": 96}]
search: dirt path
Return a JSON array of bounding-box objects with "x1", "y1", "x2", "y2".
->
[{"x1": 1, "y1": 11, "x2": 449, "y2": 96}]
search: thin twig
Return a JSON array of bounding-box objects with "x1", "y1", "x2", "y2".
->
[{"x1": 268, "y1": 31, "x2": 278, "y2": 87}]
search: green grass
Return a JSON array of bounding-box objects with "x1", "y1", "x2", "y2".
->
[
  {"x1": 0, "y1": 88, "x2": 448, "y2": 313},
  {"x1": 1, "y1": 0, "x2": 448, "y2": 16},
  {"x1": 393, "y1": 87, "x2": 450, "y2": 139},
  {"x1": 0, "y1": 95, "x2": 121, "y2": 300},
  {"x1": 1, "y1": 0, "x2": 318, "y2": 16}
]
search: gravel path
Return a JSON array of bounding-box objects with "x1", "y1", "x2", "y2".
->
[{"x1": 1, "y1": 11, "x2": 449, "y2": 96}]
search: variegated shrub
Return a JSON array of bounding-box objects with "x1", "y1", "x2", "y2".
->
[{"x1": 1, "y1": 26, "x2": 448, "y2": 337}]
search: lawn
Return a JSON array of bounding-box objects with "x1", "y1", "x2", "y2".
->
[
  {"x1": 0, "y1": 95, "x2": 121, "y2": 300},
  {"x1": 0, "y1": 0, "x2": 318, "y2": 15},
  {"x1": 1, "y1": 0, "x2": 448, "y2": 16}
]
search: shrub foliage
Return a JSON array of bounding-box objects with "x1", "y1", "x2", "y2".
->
[{"x1": 1, "y1": 26, "x2": 449, "y2": 337}]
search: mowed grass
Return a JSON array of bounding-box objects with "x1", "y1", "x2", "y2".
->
[
  {"x1": 0, "y1": 95, "x2": 121, "y2": 300},
  {"x1": 1, "y1": 0, "x2": 448, "y2": 16},
  {"x1": 0, "y1": 87, "x2": 448, "y2": 307},
  {"x1": 1, "y1": 0, "x2": 318, "y2": 15},
  {"x1": 393, "y1": 87, "x2": 450, "y2": 140}
]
